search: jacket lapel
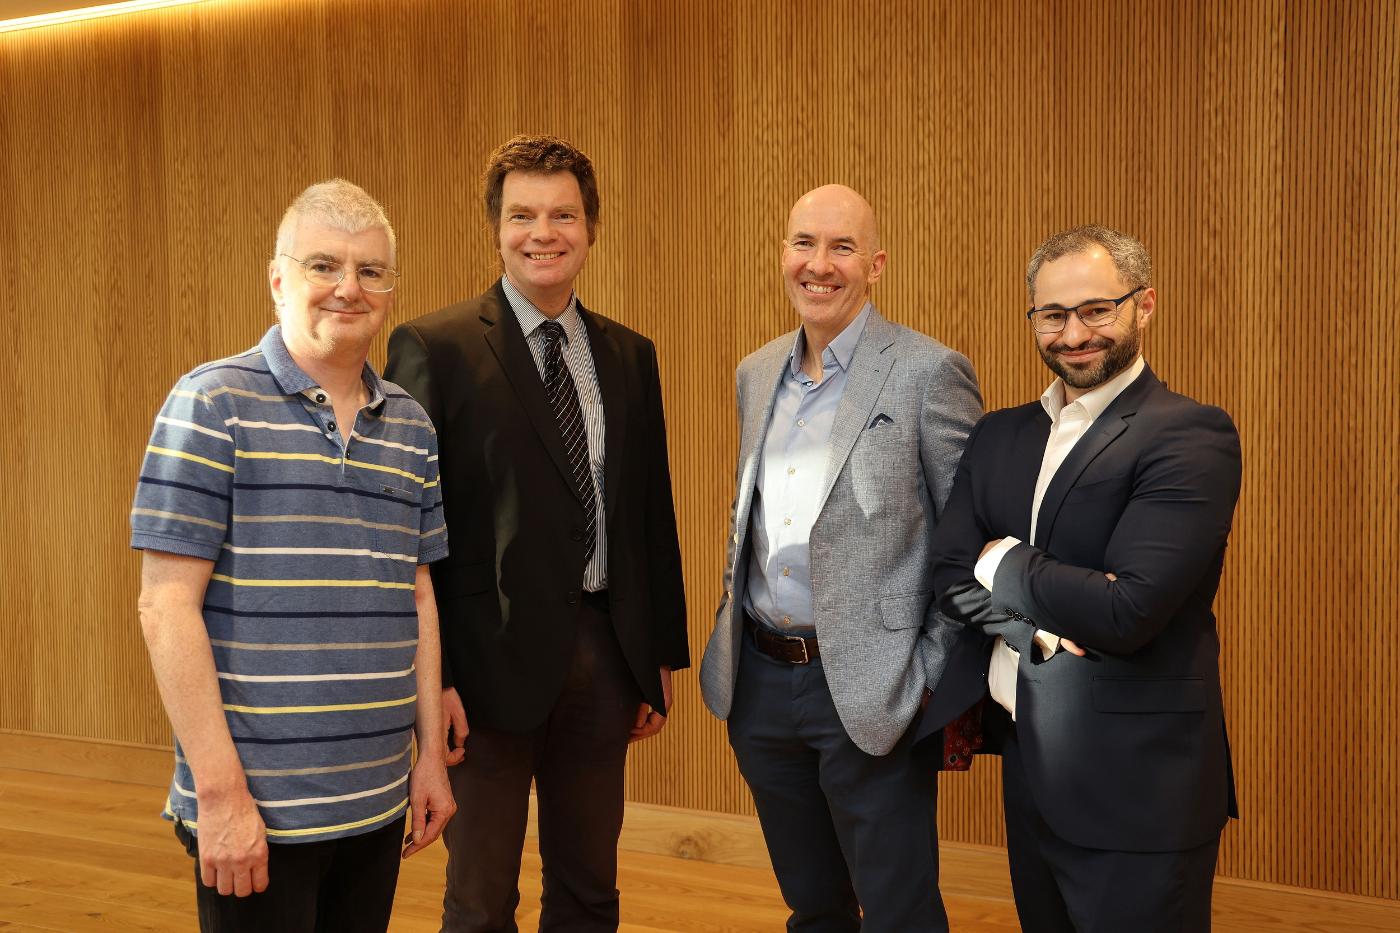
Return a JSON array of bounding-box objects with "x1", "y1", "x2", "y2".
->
[
  {"x1": 1006, "y1": 410, "x2": 1051, "y2": 539},
  {"x1": 816, "y1": 311, "x2": 896, "y2": 513},
  {"x1": 1033, "y1": 366, "x2": 1160, "y2": 548},
  {"x1": 481, "y1": 282, "x2": 582, "y2": 503},
  {"x1": 579, "y1": 304, "x2": 627, "y2": 523}
]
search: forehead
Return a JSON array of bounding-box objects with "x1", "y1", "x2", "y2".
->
[
  {"x1": 1032, "y1": 246, "x2": 1128, "y2": 305},
  {"x1": 500, "y1": 170, "x2": 582, "y2": 208},
  {"x1": 786, "y1": 197, "x2": 869, "y2": 244},
  {"x1": 288, "y1": 220, "x2": 392, "y2": 262}
]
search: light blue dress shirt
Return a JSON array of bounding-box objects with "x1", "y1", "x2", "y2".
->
[{"x1": 744, "y1": 304, "x2": 872, "y2": 636}]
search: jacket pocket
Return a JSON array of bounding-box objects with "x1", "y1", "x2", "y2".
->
[
  {"x1": 1091, "y1": 675, "x2": 1207, "y2": 713},
  {"x1": 435, "y1": 559, "x2": 497, "y2": 599},
  {"x1": 878, "y1": 591, "x2": 932, "y2": 630}
]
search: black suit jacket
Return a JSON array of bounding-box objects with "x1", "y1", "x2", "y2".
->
[
  {"x1": 931, "y1": 365, "x2": 1240, "y2": 852},
  {"x1": 384, "y1": 282, "x2": 689, "y2": 733}
]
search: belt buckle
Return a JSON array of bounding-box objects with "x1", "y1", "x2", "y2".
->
[{"x1": 784, "y1": 634, "x2": 810, "y2": 664}]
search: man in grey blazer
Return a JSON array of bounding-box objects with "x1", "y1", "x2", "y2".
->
[{"x1": 700, "y1": 185, "x2": 985, "y2": 932}]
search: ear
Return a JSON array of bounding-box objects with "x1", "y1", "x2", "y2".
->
[
  {"x1": 1136, "y1": 286, "x2": 1157, "y2": 328},
  {"x1": 867, "y1": 249, "x2": 888, "y2": 285},
  {"x1": 268, "y1": 258, "x2": 285, "y2": 313}
]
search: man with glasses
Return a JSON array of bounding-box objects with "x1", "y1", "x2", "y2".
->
[
  {"x1": 930, "y1": 225, "x2": 1242, "y2": 932},
  {"x1": 131, "y1": 179, "x2": 455, "y2": 932}
]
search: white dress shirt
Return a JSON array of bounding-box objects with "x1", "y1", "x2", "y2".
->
[{"x1": 975, "y1": 355, "x2": 1146, "y2": 719}]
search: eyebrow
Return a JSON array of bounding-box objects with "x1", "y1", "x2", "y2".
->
[
  {"x1": 503, "y1": 202, "x2": 582, "y2": 213},
  {"x1": 789, "y1": 231, "x2": 857, "y2": 245}
]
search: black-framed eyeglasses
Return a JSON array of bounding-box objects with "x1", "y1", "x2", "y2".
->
[
  {"x1": 1026, "y1": 286, "x2": 1144, "y2": 334},
  {"x1": 280, "y1": 254, "x2": 400, "y2": 293}
]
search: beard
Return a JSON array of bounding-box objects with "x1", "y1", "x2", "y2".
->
[{"x1": 1038, "y1": 311, "x2": 1141, "y2": 391}]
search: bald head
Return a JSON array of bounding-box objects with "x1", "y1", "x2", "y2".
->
[
  {"x1": 786, "y1": 184, "x2": 882, "y2": 250},
  {"x1": 781, "y1": 184, "x2": 887, "y2": 341}
]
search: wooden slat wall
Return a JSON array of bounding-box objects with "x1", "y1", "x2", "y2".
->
[{"x1": 1, "y1": 0, "x2": 1394, "y2": 899}]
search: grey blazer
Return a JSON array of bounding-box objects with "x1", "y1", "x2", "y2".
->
[{"x1": 700, "y1": 309, "x2": 985, "y2": 755}]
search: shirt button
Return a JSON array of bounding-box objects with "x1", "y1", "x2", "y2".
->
[
  {"x1": 782, "y1": 567, "x2": 790, "y2": 576},
  {"x1": 781, "y1": 616, "x2": 791, "y2": 626},
  {"x1": 787, "y1": 467, "x2": 796, "y2": 476},
  {"x1": 783, "y1": 517, "x2": 792, "y2": 526},
  {"x1": 797, "y1": 419, "x2": 806, "y2": 427},
  {"x1": 327, "y1": 421, "x2": 336, "y2": 432},
  {"x1": 314, "y1": 392, "x2": 326, "y2": 404}
]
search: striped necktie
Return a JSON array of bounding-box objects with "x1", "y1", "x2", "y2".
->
[{"x1": 538, "y1": 320, "x2": 597, "y2": 562}]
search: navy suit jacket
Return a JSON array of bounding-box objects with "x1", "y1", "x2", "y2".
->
[{"x1": 931, "y1": 364, "x2": 1241, "y2": 852}]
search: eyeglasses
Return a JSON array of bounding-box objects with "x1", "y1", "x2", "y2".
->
[
  {"x1": 280, "y1": 254, "x2": 400, "y2": 293},
  {"x1": 1026, "y1": 286, "x2": 1144, "y2": 334}
]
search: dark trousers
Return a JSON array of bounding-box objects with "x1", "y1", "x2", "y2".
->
[
  {"x1": 175, "y1": 815, "x2": 404, "y2": 933},
  {"x1": 1000, "y1": 718, "x2": 1221, "y2": 933},
  {"x1": 441, "y1": 593, "x2": 642, "y2": 933},
  {"x1": 727, "y1": 630, "x2": 948, "y2": 933}
]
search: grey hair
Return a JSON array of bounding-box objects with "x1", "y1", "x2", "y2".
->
[
  {"x1": 273, "y1": 178, "x2": 396, "y2": 262},
  {"x1": 1025, "y1": 225, "x2": 1151, "y2": 304}
]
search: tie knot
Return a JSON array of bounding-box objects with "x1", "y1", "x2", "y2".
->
[{"x1": 539, "y1": 320, "x2": 565, "y2": 351}]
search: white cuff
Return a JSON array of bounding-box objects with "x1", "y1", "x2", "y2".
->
[
  {"x1": 1033, "y1": 629, "x2": 1061, "y2": 659},
  {"x1": 974, "y1": 536, "x2": 1022, "y2": 592}
]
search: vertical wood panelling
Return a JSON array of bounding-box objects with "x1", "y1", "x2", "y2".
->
[{"x1": 1, "y1": 0, "x2": 1394, "y2": 899}]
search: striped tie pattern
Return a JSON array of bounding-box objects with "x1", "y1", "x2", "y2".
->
[{"x1": 538, "y1": 321, "x2": 597, "y2": 562}]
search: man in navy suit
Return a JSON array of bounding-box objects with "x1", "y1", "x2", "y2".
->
[{"x1": 931, "y1": 225, "x2": 1241, "y2": 932}]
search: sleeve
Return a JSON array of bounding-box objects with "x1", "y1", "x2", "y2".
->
[
  {"x1": 919, "y1": 348, "x2": 984, "y2": 520},
  {"x1": 641, "y1": 339, "x2": 690, "y2": 671},
  {"x1": 991, "y1": 406, "x2": 1243, "y2": 655},
  {"x1": 129, "y1": 376, "x2": 235, "y2": 559},
  {"x1": 385, "y1": 323, "x2": 456, "y2": 688},
  {"x1": 416, "y1": 419, "x2": 449, "y2": 566},
  {"x1": 928, "y1": 417, "x2": 1029, "y2": 637}
]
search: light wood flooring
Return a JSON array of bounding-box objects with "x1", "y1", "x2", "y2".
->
[{"x1": 0, "y1": 767, "x2": 1396, "y2": 932}]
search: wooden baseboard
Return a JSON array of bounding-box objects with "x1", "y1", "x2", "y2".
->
[{"x1": 4, "y1": 729, "x2": 1399, "y2": 925}]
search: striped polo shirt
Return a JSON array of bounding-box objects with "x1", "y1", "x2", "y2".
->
[{"x1": 130, "y1": 324, "x2": 448, "y2": 844}]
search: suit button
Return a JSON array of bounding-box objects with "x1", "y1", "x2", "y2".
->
[
  {"x1": 570, "y1": 529, "x2": 585, "y2": 541},
  {"x1": 566, "y1": 591, "x2": 578, "y2": 605}
]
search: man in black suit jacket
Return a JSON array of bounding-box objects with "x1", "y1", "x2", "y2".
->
[
  {"x1": 930, "y1": 225, "x2": 1241, "y2": 932},
  {"x1": 384, "y1": 136, "x2": 688, "y2": 932}
]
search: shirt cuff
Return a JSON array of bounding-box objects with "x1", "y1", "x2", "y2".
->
[
  {"x1": 974, "y1": 536, "x2": 1022, "y2": 591},
  {"x1": 1033, "y1": 629, "x2": 1062, "y2": 659}
]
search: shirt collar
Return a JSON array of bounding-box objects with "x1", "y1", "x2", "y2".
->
[
  {"x1": 259, "y1": 324, "x2": 387, "y2": 412},
  {"x1": 501, "y1": 274, "x2": 583, "y2": 344},
  {"x1": 789, "y1": 302, "x2": 873, "y2": 378},
  {"x1": 1040, "y1": 354, "x2": 1146, "y2": 424}
]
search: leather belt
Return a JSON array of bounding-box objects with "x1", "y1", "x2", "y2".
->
[{"x1": 745, "y1": 613, "x2": 819, "y2": 665}]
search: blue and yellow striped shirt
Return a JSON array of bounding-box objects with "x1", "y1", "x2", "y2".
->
[{"x1": 130, "y1": 324, "x2": 448, "y2": 843}]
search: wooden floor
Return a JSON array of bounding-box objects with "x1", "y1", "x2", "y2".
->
[{"x1": 0, "y1": 766, "x2": 1397, "y2": 932}]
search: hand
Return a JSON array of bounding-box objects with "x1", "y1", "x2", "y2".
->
[
  {"x1": 441, "y1": 687, "x2": 468, "y2": 766},
  {"x1": 195, "y1": 785, "x2": 269, "y2": 897},
  {"x1": 402, "y1": 755, "x2": 456, "y2": 859},
  {"x1": 629, "y1": 667, "x2": 672, "y2": 743},
  {"x1": 979, "y1": 538, "x2": 1004, "y2": 560}
]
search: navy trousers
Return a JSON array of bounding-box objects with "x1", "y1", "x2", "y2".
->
[{"x1": 727, "y1": 629, "x2": 948, "y2": 933}]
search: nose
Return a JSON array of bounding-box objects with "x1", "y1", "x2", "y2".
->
[
  {"x1": 806, "y1": 247, "x2": 833, "y2": 276},
  {"x1": 529, "y1": 216, "x2": 556, "y2": 241},
  {"x1": 1059, "y1": 310, "x2": 1093, "y2": 346},
  {"x1": 333, "y1": 269, "x2": 363, "y2": 303}
]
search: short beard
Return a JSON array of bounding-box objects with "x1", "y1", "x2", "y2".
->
[{"x1": 1038, "y1": 311, "x2": 1141, "y2": 391}]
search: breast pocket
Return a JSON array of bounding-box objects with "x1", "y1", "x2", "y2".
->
[{"x1": 348, "y1": 474, "x2": 421, "y2": 559}]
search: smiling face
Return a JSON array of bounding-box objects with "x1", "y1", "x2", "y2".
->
[
  {"x1": 781, "y1": 185, "x2": 887, "y2": 341},
  {"x1": 269, "y1": 220, "x2": 394, "y2": 364},
  {"x1": 496, "y1": 170, "x2": 591, "y2": 316},
  {"x1": 1030, "y1": 245, "x2": 1156, "y2": 400}
]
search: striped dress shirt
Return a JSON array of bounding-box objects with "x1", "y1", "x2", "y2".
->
[
  {"x1": 500, "y1": 275, "x2": 608, "y2": 592},
  {"x1": 130, "y1": 324, "x2": 448, "y2": 843}
]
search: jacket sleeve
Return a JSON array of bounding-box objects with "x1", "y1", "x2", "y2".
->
[
  {"x1": 992, "y1": 406, "x2": 1242, "y2": 655},
  {"x1": 640, "y1": 339, "x2": 690, "y2": 672}
]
